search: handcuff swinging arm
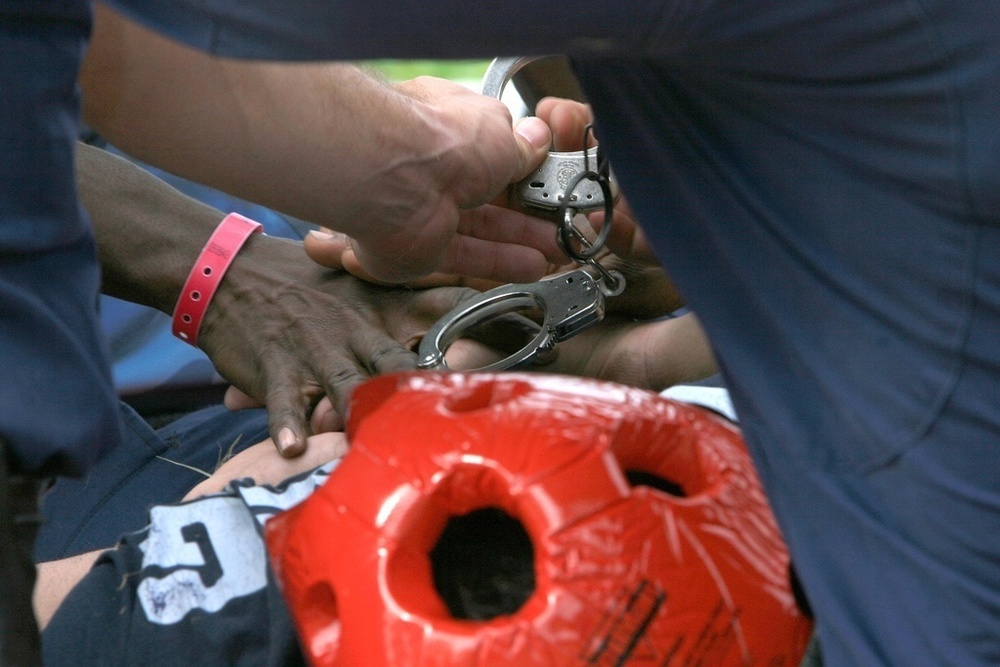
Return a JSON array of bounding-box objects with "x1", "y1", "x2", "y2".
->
[{"x1": 416, "y1": 269, "x2": 606, "y2": 371}]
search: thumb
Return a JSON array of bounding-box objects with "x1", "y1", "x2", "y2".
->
[
  {"x1": 304, "y1": 229, "x2": 396, "y2": 285},
  {"x1": 304, "y1": 228, "x2": 353, "y2": 270},
  {"x1": 511, "y1": 116, "x2": 552, "y2": 181}
]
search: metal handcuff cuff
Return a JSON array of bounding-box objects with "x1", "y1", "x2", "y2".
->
[{"x1": 417, "y1": 56, "x2": 625, "y2": 372}]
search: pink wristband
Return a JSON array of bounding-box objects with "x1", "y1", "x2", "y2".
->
[{"x1": 172, "y1": 212, "x2": 263, "y2": 346}]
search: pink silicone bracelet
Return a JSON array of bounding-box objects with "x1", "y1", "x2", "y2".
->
[{"x1": 172, "y1": 212, "x2": 262, "y2": 346}]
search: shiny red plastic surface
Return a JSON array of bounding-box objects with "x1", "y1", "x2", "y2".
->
[{"x1": 265, "y1": 372, "x2": 812, "y2": 666}]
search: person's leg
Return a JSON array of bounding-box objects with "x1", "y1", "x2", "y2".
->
[{"x1": 0, "y1": 439, "x2": 45, "y2": 666}]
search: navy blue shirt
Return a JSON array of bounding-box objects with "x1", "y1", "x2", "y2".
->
[{"x1": 22, "y1": 0, "x2": 1000, "y2": 662}]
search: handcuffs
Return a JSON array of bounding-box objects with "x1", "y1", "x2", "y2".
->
[{"x1": 417, "y1": 57, "x2": 625, "y2": 372}]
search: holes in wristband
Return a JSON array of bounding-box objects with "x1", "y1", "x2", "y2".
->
[{"x1": 171, "y1": 213, "x2": 263, "y2": 347}]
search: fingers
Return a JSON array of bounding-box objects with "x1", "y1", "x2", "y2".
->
[
  {"x1": 457, "y1": 204, "x2": 564, "y2": 263},
  {"x1": 306, "y1": 233, "x2": 477, "y2": 289},
  {"x1": 436, "y1": 235, "x2": 550, "y2": 284},
  {"x1": 323, "y1": 240, "x2": 485, "y2": 290},
  {"x1": 232, "y1": 340, "x2": 412, "y2": 454},
  {"x1": 303, "y1": 228, "x2": 353, "y2": 271},
  {"x1": 358, "y1": 336, "x2": 418, "y2": 376},
  {"x1": 587, "y1": 208, "x2": 643, "y2": 262},
  {"x1": 309, "y1": 339, "x2": 410, "y2": 435},
  {"x1": 584, "y1": 190, "x2": 664, "y2": 271},
  {"x1": 263, "y1": 372, "x2": 317, "y2": 459},
  {"x1": 223, "y1": 364, "x2": 334, "y2": 458},
  {"x1": 303, "y1": 228, "x2": 391, "y2": 286},
  {"x1": 512, "y1": 116, "x2": 553, "y2": 180},
  {"x1": 326, "y1": 205, "x2": 566, "y2": 286},
  {"x1": 293, "y1": 329, "x2": 419, "y2": 440},
  {"x1": 535, "y1": 97, "x2": 595, "y2": 151},
  {"x1": 460, "y1": 311, "x2": 543, "y2": 357},
  {"x1": 350, "y1": 196, "x2": 456, "y2": 283},
  {"x1": 540, "y1": 313, "x2": 718, "y2": 392},
  {"x1": 420, "y1": 287, "x2": 542, "y2": 358},
  {"x1": 304, "y1": 227, "x2": 446, "y2": 289},
  {"x1": 442, "y1": 338, "x2": 507, "y2": 370},
  {"x1": 226, "y1": 380, "x2": 342, "y2": 449},
  {"x1": 426, "y1": 204, "x2": 566, "y2": 283}
]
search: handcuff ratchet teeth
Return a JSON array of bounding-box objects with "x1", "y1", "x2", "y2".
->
[{"x1": 416, "y1": 56, "x2": 625, "y2": 372}]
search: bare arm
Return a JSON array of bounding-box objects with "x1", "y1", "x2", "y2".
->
[
  {"x1": 79, "y1": 142, "x2": 531, "y2": 455},
  {"x1": 81, "y1": 4, "x2": 553, "y2": 282}
]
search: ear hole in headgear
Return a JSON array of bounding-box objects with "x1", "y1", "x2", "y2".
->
[
  {"x1": 298, "y1": 581, "x2": 341, "y2": 661},
  {"x1": 383, "y1": 463, "x2": 538, "y2": 624},
  {"x1": 612, "y1": 412, "x2": 730, "y2": 498},
  {"x1": 430, "y1": 507, "x2": 535, "y2": 620},
  {"x1": 624, "y1": 470, "x2": 686, "y2": 497}
]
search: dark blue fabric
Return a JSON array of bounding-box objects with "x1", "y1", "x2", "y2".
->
[
  {"x1": 104, "y1": 0, "x2": 643, "y2": 61},
  {"x1": 22, "y1": 0, "x2": 1000, "y2": 662},
  {"x1": 567, "y1": 6, "x2": 1000, "y2": 663},
  {"x1": 0, "y1": 1, "x2": 121, "y2": 475},
  {"x1": 35, "y1": 403, "x2": 269, "y2": 562}
]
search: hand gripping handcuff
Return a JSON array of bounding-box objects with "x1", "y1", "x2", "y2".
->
[{"x1": 417, "y1": 56, "x2": 625, "y2": 372}]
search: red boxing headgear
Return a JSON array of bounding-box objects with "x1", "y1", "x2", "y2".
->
[{"x1": 266, "y1": 372, "x2": 812, "y2": 665}]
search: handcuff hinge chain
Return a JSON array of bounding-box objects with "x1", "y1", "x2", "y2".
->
[{"x1": 555, "y1": 124, "x2": 624, "y2": 296}]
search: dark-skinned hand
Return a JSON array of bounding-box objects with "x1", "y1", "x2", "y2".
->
[{"x1": 201, "y1": 233, "x2": 538, "y2": 457}]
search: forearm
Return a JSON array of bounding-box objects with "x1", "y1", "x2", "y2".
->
[
  {"x1": 82, "y1": 4, "x2": 458, "y2": 241},
  {"x1": 77, "y1": 141, "x2": 226, "y2": 312},
  {"x1": 78, "y1": 140, "x2": 323, "y2": 317}
]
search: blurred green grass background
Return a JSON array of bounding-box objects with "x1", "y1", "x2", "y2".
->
[{"x1": 365, "y1": 60, "x2": 490, "y2": 83}]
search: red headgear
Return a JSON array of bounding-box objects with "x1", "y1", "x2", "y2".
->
[{"x1": 266, "y1": 372, "x2": 812, "y2": 665}]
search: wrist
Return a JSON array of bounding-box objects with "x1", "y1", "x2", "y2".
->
[{"x1": 172, "y1": 213, "x2": 263, "y2": 346}]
